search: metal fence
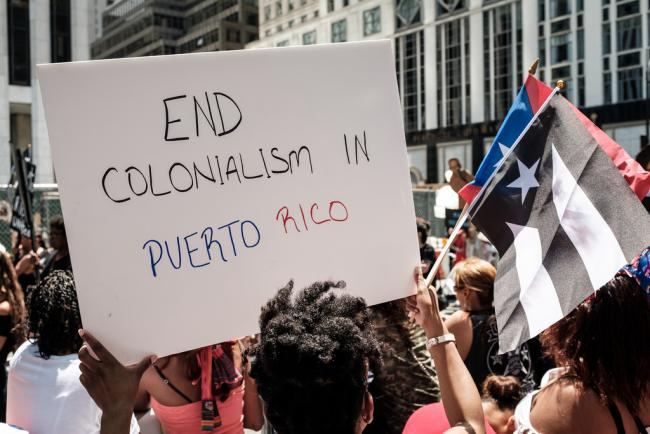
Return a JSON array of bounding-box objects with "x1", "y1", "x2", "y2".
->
[
  {"x1": 412, "y1": 189, "x2": 447, "y2": 237},
  {"x1": 0, "y1": 184, "x2": 62, "y2": 251}
]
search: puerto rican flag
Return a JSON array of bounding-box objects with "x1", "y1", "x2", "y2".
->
[
  {"x1": 469, "y1": 94, "x2": 650, "y2": 353},
  {"x1": 459, "y1": 75, "x2": 650, "y2": 204}
]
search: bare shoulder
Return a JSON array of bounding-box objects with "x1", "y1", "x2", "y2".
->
[
  {"x1": 530, "y1": 379, "x2": 615, "y2": 434},
  {"x1": 0, "y1": 301, "x2": 12, "y2": 316},
  {"x1": 445, "y1": 310, "x2": 469, "y2": 329}
]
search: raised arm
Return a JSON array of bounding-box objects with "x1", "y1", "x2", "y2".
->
[
  {"x1": 406, "y1": 268, "x2": 485, "y2": 434},
  {"x1": 78, "y1": 330, "x2": 154, "y2": 434}
]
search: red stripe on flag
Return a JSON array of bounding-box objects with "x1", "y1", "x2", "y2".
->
[
  {"x1": 524, "y1": 74, "x2": 554, "y2": 114},
  {"x1": 459, "y1": 183, "x2": 481, "y2": 205},
  {"x1": 570, "y1": 105, "x2": 650, "y2": 200}
]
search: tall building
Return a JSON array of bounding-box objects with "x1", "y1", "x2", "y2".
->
[
  {"x1": 248, "y1": 0, "x2": 650, "y2": 184},
  {"x1": 91, "y1": 0, "x2": 259, "y2": 60},
  {"x1": 1, "y1": 0, "x2": 93, "y2": 184}
]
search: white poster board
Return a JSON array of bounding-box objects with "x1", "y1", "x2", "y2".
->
[{"x1": 38, "y1": 41, "x2": 419, "y2": 363}]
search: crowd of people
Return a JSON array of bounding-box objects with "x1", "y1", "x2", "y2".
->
[{"x1": 0, "y1": 214, "x2": 647, "y2": 434}]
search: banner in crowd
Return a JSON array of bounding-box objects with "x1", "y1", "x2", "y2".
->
[
  {"x1": 38, "y1": 41, "x2": 419, "y2": 363},
  {"x1": 9, "y1": 155, "x2": 36, "y2": 238}
]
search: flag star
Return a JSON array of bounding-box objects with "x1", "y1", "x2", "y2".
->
[
  {"x1": 507, "y1": 159, "x2": 540, "y2": 204},
  {"x1": 493, "y1": 142, "x2": 511, "y2": 169}
]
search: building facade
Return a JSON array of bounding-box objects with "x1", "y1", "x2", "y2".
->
[
  {"x1": 91, "y1": 0, "x2": 259, "y2": 60},
  {"x1": 248, "y1": 0, "x2": 650, "y2": 184},
  {"x1": 1, "y1": 0, "x2": 93, "y2": 184}
]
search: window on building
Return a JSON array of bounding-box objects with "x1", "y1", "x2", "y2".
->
[
  {"x1": 331, "y1": 19, "x2": 347, "y2": 42},
  {"x1": 288, "y1": 0, "x2": 294, "y2": 10},
  {"x1": 618, "y1": 51, "x2": 640, "y2": 67},
  {"x1": 435, "y1": 0, "x2": 465, "y2": 16},
  {"x1": 603, "y1": 23, "x2": 611, "y2": 54},
  {"x1": 550, "y1": 33, "x2": 572, "y2": 63},
  {"x1": 8, "y1": 0, "x2": 30, "y2": 85},
  {"x1": 538, "y1": 0, "x2": 545, "y2": 21},
  {"x1": 303, "y1": 30, "x2": 316, "y2": 44},
  {"x1": 577, "y1": 29, "x2": 584, "y2": 59},
  {"x1": 327, "y1": 0, "x2": 334, "y2": 12},
  {"x1": 396, "y1": 30, "x2": 425, "y2": 131},
  {"x1": 276, "y1": 1, "x2": 282, "y2": 16},
  {"x1": 484, "y1": 5, "x2": 521, "y2": 121},
  {"x1": 288, "y1": 19, "x2": 294, "y2": 27},
  {"x1": 617, "y1": 16, "x2": 641, "y2": 51},
  {"x1": 301, "y1": 14, "x2": 307, "y2": 22},
  {"x1": 264, "y1": 5, "x2": 271, "y2": 20},
  {"x1": 343, "y1": 0, "x2": 349, "y2": 6},
  {"x1": 550, "y1": 18, "x2": 570, "y2": 33},
  {"x1": 226, "y1": 29, "x2": 241, "y2": 43},
  {"x1": 50, "y1": 0, "x2": 71, "y2": 63},
  {"x1": 549, "y1": 0, "x2": 570, "y2": 18},
  {"x1": 617, "y1": 1, "x2": 639, "y2": 18},
  {"x1": 618, "y1": 67, "x2": 642, "y2": 101},
  {"x1": 493, "y1": 6, "x2": 514, "y2": 120},
  {"x1": 363, "y1": 6, "x2": 381, "y2": 36},
  {"x1": 436, "y1": 19, "x2": 467, "y2": 126},
  {"x1": 396, "y1": 0, "x2": 421, "y2": 30},
  {"x1": 604, "y1": 72, "x2": 612, "y2": 103},
  {"x1": 277, "y1": 40, "x2": 289, "y2": 46}
]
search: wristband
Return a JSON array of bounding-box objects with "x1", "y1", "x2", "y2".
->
[{"x1": 425, "y1": 333, "x2": 455, "y2": 350}]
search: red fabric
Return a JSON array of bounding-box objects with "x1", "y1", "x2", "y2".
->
[
  {"x1": 402, "y1": 403, "x2": 497, "y2": 434},
  {"x1": 458, "y1": 184, "x2": 481, "y2": 208},
  {"x1": 569, "y1": 104, "x2": 650, "y2": 200},
  {"x1": 524, "y1": 74, "x2": 553, "y2": 114}
]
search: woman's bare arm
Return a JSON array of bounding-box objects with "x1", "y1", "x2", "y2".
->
[{"x1": 406, "y1": 268, "x2": 485, "y2": 434}]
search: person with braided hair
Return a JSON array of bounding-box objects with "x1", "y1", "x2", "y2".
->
[
  {"x1": 6, "y1": 270, "x2": 139, "y2": 434},
  {"x1": 0, "y1": 253, "x2": 26, "y2": 420}
]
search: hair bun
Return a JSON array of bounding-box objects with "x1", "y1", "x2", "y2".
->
[{"x1": 482, "y1": 375, "x2": 522, "y2": 410}]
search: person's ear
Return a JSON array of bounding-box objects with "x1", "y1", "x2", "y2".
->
[
  {"x1": 506, "y1": 415, "x2": 516, "y2": 434},
  {"x1": 361, "y1": 391, "x2": 374, "y2": 426}
]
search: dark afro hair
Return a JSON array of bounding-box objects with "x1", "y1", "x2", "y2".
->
[
  {"x1": 27, "y1": 270, "x2": 83, "y2": 358},
  {"x1": 248, "y1": 280, "x2": 382, "y2": 434}
]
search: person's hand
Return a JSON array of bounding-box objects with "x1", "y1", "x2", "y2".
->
[
  {"x1": 15, "y1": 251, "x2": 38, "y2": 275},
  {"x1": 78, "y1": 329, "x2": 155, "y2": 419},
  {"x1": 406, "y1": 266, "x2": 445, "y2": 338}
]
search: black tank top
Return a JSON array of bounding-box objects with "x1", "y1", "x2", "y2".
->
[{"x1": 465, "y1": 310, "x2": 536, "y2": 392}]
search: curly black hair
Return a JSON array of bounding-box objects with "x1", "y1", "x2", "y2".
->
[
  {"x1": 27, "y1": 270, "x2": 83, "y2": 358},
  {"x1": 248, "y1": 280, "x2": 382, "y2": 434}
]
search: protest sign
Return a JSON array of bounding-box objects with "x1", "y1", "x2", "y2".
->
[{"x1": 38, "y1": 41, "x2": 419, "y2": 363}]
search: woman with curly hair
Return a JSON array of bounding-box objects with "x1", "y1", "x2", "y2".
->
[
  {"x1": 0, "y1": 252, "x2": 26, "y2": 420},
  {"x1": 6, "y1": 270, "x2": 139, "y2": 434},
  {"x1": 514, "y1": 248, "x2": 650, "y2": 434}
]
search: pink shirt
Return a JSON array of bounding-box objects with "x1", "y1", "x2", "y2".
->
[{"x1": 151, "y1": 385, "x2": 244, "y2": 434}]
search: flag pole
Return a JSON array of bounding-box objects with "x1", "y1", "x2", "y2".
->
[
  {"x1": 424, "y1": 204, "x2": 468, "y2": 287},
  {"x1": 424, "y1": 57, "x2": 547, "y2": 288}
]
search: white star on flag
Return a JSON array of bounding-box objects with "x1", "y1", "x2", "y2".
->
[
  {"x1": 493, "y1": 142, "x2": 511, "y2": 169},
  {"x1": 507, "y1": 159, "x2": 540, "y2": 203}
]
